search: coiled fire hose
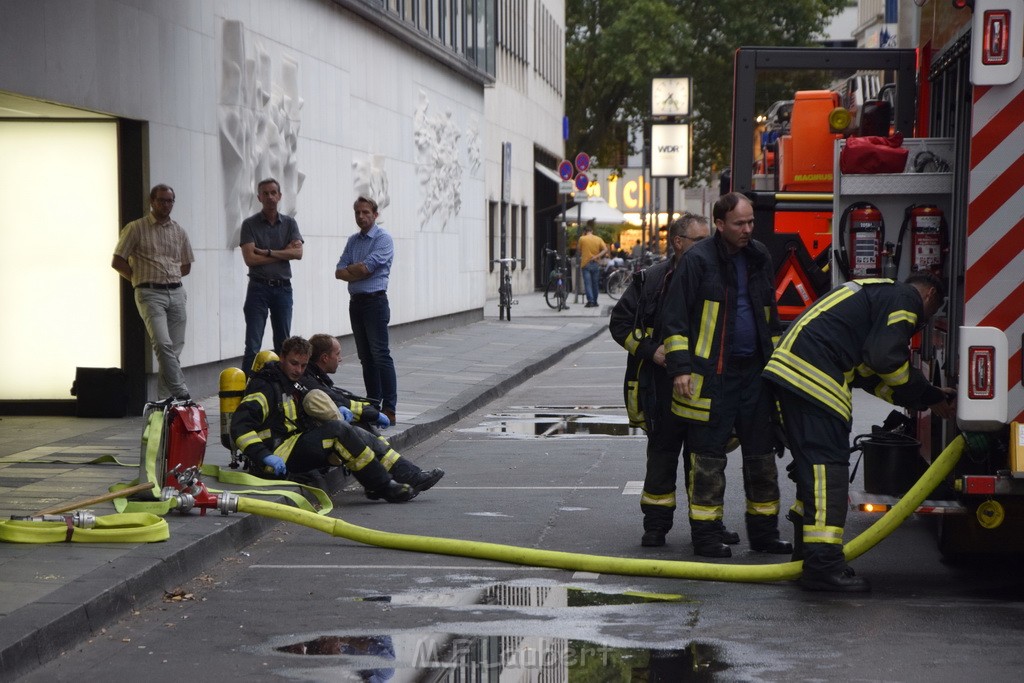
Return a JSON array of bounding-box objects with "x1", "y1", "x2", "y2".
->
[{"x1": 0, "y1": 436, "x2": 966, "y2": 584}]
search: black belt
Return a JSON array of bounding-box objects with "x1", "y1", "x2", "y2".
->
[
  {"x1": 136, "y1": 282, "x2": 181, "y2": 290},
  {"x1": 351, "y1": 290, "x2": 387, "y2": 299},
  {"x1": 250, "y1": 277, "x2": 291, "y2": 287}
]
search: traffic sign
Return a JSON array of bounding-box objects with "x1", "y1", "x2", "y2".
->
[
  {"x1": 574, "y1": 173, "x2": 589, "y2": 192},
  {"x1": 575, "y1": 152, "x2": 591, "y2": 173},
  {"x1": 558, "y1": 180, "x2": 574, "y2": 194},
  {"x1": 558, "y1": 160, "x2": 574, "y2": 180}
]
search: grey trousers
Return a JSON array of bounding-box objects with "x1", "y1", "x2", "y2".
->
[{"x1": 134, "y1": 286, "x2": 188, "y2": 398}]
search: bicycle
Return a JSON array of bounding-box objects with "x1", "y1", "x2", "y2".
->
[
  {"x1": 606, "y1": 251, "x2": 660, "y2": 301},
  {"x1": 491, "y1": 258, "x2": 521, "y2": 321},
  {"x1": 543, "y1": 248, "x2": 570, "y2": 311}
]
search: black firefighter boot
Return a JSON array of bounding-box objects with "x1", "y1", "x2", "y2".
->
[
  {"x1": 743, "y1": 452, "x2": 793, "y2": 554},
  {"x1": 381, "y1": 453, "x2": 445, "y2": 496},
  {"x1": 343, "y1": 450, "x2": 417, "y2": 503}
]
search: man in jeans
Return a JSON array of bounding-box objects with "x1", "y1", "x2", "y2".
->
[
  {"x1": 112, "y1": 184, "x2": 194, "y2": 400},
  {"x1": 240, "y1": 178, "x2": 304, "y2": 376},
  {"x1": 578, "y1": 219, "x2": 609, "y2": 308},
  {"x1": 335, "y1": 196, "x2": 397, "y2": 424}
]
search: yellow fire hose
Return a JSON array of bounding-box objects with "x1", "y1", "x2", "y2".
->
[{"x1": 0, "y1": 436, "x2": 966, "y2": 584}]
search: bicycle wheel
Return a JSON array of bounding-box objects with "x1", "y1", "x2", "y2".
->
[
  {"x1": 606, "y1": 269, "x2": 631, "y2": 300},
  {"x1": 556, "y1": 281, "x2": 568, "y2": 311},
  {"x1": 501, "y1": 281, "x2": 512, "y2": 321},
  {"x1": 545, "y1": 277, "x2": 561, "y2": 309}
]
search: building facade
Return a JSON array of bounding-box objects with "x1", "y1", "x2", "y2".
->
[{"x1": 0, "y1": 0, "x2": 564, "y2": 410}]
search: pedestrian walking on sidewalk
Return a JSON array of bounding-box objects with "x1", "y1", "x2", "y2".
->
[{"x1": 578, "y1": 219, "x2": 609, "y2": 308}]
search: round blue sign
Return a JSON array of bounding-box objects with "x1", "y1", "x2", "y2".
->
[
  {"x1": 574, "y1": 173, "x2": 589, "y2": 192},
  {"x1": 558, "y1": 160, "x2": 574, "y2": 180},
  {"x1": 575, "y1": 152, "x2": 591, "y2": 173}
]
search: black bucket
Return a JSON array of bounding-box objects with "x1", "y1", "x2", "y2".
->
[{"x1": 856, "y1": 431, "x2": 925, "y2": 496}]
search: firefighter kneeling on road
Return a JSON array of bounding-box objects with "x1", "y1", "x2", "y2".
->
[
  {"x1": 763, "y1": 271, "x2": 957, "y2": 592},
  {"x1": 230, "y1": 335, "x2": 418, "y2": 502}
]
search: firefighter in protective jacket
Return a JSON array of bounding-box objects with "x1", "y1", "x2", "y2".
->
[
  {"x1": 661, "y1": 192, "x2": 791, "y2": 558},
  {"x1": 763, "y1": 273, "x2": 956, "y2": 592},
  {"x1": 301, "y1": 333, "x2": 444, "y2": 497},
  {"x1": 609, "y1": 214, "x2": 714, "y2": 548},
  {"x1": 229, "y1": 336, "x2": 416, "y2": 502}
]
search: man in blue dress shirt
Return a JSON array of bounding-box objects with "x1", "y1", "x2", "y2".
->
[{"x1": 335, "y1": 196, "x2": 397, "y2": 424}]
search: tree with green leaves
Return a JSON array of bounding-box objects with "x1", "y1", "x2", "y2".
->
[{"x1": 566, "y1": 0, "x2": 851, "y2": 183}]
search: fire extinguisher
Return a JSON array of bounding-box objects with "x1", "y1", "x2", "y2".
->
[
  {"x1": 836, "y1": 202, "x2": 884, "y2": 280},
  {"x1": 895, "y1": 204, "x2": 947, "y2": 275}
]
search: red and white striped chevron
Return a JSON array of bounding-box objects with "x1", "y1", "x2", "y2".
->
[{"x1": 965, "y1": 74, "x2": 1024, "y2": 422}]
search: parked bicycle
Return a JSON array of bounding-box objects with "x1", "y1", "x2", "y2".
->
[
  {"x1": 605, "y1": 251, "x2": 659, "y2": 300},
  {"x1": 543, "y1": 248, "x2": 570, "y2": 312},
  {"x1": 491, "y1": 257, "x2": 521, "y2": 321}
]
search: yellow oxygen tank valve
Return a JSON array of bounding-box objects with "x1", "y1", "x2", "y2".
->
[
  {"x1": 251, "y1": 350, "x2": 279, "y2": 374},
  {"x1": 218, "y1": 367, "x2": 246, "y2": 460}
]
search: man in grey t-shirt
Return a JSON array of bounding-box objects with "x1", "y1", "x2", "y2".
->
[{"x1": 239, "y1": 178, "x2": 303, "y2": 375}]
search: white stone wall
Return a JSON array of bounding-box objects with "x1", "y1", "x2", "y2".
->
[
  {"x1": 0, "y1": 0, "x2": 488, "y2": 370},
  {"x1": 484, "y1": 0, "x2": 566, "y2": 298}
]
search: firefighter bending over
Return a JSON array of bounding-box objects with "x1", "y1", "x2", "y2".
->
[
  {"x1": 763, "y1": 272, "x2": 956, "y2": 592},
  {"x1": 229, "y1": 335, "x2": 417, "y2": 502},
  {"x1": 301, "y1": 333, "x2": 444, "y2": 499}
]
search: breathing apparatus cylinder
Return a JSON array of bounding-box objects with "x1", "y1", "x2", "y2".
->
[
  {"x1": 218, "y1": 367, "x2": 246, "y2": 452},
  {"x1": 251, "y1": 350, "x2": 279, "y2": 374}
]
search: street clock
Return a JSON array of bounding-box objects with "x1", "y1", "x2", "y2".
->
[{"x1": 651, "y1": 77, "x2": 691, "y2": 117}]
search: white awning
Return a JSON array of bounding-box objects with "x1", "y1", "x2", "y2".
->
[
  {"x1": 534, "y1": 162, "x2": 562, "y2": 184},
  {"x1": 556, "y1": 196, "x2": 628, "y2": 225}
]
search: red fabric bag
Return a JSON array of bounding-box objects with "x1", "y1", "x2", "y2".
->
[{"x1": 839, "y1": 133, "x2": 908, "y2": 174}]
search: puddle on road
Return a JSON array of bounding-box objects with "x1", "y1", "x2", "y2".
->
[
  {"x1": 461, "y1": 407, "x2": 644, "y2": 438},
  {"x1": 274, "y1": 634, "x2": 727, "y2": 681},
  {"x1": 266, "y1": 583, "x2": 725, "y2": 681}
]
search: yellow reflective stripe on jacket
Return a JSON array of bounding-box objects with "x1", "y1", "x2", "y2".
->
[
  {"x1": 670, "y1": 374, "x2": 711, "y2": 421},
  {"x1": 664, "y1": 334, "x2": 687, "y2": 354},
  {"x1": 694, "y1": 300, "x2": 719, "y2": 359},
  {"x1": 878, "y1": 360, "x2": 911, "y2": 387},
  {"x1": 624, "y1": 331, "x2": 643, "y2": 354},
  {"x1": 640, "y1": 490, "x2": 676, "y2": 507},
  {"x1": 235, "y1": 431, "x2": 264, "y2": 452},
  {"x1": 775, "y1": 284, "x2": 857, "y2": 353},
  {"x1": 764, "y1": 351, "x2": 852, "y2": 421},
  {"x1": 240, "y1": 392, "x2": 270, "y2": 420},
  {"x1": 626, "y1": 379, "x2": 644, "y2": 426},
  {"x1": 888, "y1": 310, "x2": 917, "y2": 327}
]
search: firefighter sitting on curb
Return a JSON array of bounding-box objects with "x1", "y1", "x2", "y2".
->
[
  {"x1": 230, "y1": 335, "x2": 417, "y2": 502},
  {"x1": 300, "y1": 333, "x2": 444, "y2": 498}
]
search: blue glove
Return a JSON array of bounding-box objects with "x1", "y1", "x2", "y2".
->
[
  {"x1": 339, "y1": 406, "x2": 354, "y2": 422},
  {"x1": 263, "y1": 454, "x2": 287, "y2": 476},
  {"x1": 375, "y1": 412, "x2": 391, "y2": 428}
]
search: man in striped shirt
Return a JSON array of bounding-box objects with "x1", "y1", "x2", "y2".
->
[{"x1": 112, "y1": 184, "x2": 194, "y2": 400}]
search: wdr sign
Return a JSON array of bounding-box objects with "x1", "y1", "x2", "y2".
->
[{"x1": 651, "y1": 124, "x2": 691, "y2": 178}]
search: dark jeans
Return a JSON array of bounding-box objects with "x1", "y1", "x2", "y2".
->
[
  {"x1": 349, "y1": 292, "x2": 397, "y2": 412},
  {"x1": 243, "y1": 280, "x2": 293, "y2": 375},
  {"x1": 582, "y1": 261, "x2": 601, "y2": 304}
]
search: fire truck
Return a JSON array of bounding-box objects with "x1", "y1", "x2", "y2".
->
[{"x1": 731, "y1": 1, "x2": 1024, "y2": 556}]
